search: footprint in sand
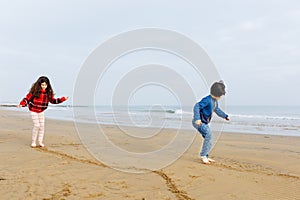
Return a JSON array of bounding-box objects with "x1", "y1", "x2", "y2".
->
[
  {"x1": 104, "y1": 180, "x2": 128, "y2": 190},
  {"x1": 188, "y1": 175, "x2": 201, "y2": 179}
]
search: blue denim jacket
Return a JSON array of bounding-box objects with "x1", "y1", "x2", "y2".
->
[{"x1": 193, "y1": 95, "x2": 228, "y2": 124}]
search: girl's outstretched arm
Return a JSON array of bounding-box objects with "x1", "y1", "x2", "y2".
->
[
  {"x1": 49, "y1": 96, "x2": 68, "y2": 104},
  {"x1": 17, "y1": 93, "x2": 33, "y2": 108}
]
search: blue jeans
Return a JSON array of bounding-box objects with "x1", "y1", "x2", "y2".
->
[{"x1": 192, "y1": 121, "x2": 212, "y2": 157}]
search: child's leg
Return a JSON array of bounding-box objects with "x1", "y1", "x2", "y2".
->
[
  {"x1": 30, "y1": 112, "x2": 40, "y2": 146},
  {"x1": 199, "y1": 124, "x2": 213, "y2": 157},
  {"x1": 37, "y1": 112, "x2": 45, "y2": 146}
]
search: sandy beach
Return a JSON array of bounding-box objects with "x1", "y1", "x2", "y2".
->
[{"x1": 1, "y1": 109, "x2": 300, "y2": 200}]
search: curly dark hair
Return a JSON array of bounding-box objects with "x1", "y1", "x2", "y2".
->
[{"x1": 29, "y1": 76, "x2": 54, "y2": 99}]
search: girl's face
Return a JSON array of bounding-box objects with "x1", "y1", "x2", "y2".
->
[{"x1": 41, "y1": 82, "x2": 47, "y2": 90}]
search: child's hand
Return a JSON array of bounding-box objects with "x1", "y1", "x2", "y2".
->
[
  {"x1": 195, "y1": 120, "x2": 202, "y2": 126},
  {"x1": 61, "y1": 96, "x2": 69, "y2": 101}
]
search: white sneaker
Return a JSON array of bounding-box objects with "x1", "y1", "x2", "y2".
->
[
  {"x1": 31, "y1": 143, "x2": 37, "y2": 148},
  {"x1": 207, "y1": 158, "x2": 215, "y2": 162},
  {"x1": 201, "y1": 156, "x2": 210, "y2": 164},
  {"x1": 39, "y1": 143, "x2": 45, "y2": 147}
]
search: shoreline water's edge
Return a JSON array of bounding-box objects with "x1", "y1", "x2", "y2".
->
[{"x1": 1, "y1": 107, "x2": 299, "y2": 137}]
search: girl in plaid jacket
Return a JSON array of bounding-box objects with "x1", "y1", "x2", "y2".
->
[{"x1": 17, "y1": 76, "x2": 68, "y2": 148}]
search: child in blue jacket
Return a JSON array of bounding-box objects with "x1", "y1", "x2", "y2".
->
[{"x1": 192, "y1": 81, "x2": 229, "y2": 164}]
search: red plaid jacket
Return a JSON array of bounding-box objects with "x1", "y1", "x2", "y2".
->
[{"x1": 19, "y1": 91, "x2": 67, "y2": 113}]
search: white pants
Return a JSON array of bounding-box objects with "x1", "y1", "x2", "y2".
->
[{"x1": 30, "y1": 111, "x2": 45, "y2": 144}]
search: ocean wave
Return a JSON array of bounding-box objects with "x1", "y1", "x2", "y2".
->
[
  {"x1": 148, "y1": 109, "x2": 192, "y2": 115},
  {"x1": 230, "y1": 114, "x2": 300, "y2": 121}
]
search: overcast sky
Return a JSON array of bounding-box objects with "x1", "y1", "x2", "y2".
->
[{"x1": 1, "y1": 0, "x2": 299, "y2": 106}]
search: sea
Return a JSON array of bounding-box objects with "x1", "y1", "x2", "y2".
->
[{"x1": 1, "y1": 104, "x2": 300, "y2": 137}]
